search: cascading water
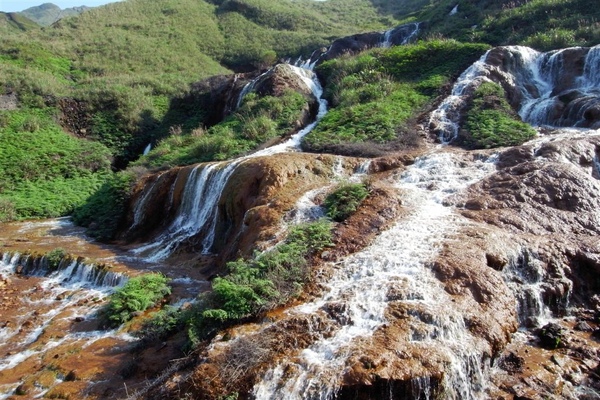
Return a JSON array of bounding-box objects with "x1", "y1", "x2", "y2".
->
[
  {"x1": 502, "y1": 249, "x2": 551, "y2": 327},
  {"x1": 0, "y1": 252, "x2": 132, "y2": 398},
  {"x1": 253, "y1": 151, "x2": 498, "y2": 399},
  {"x1": 380, "y1": 22, "x2": 420, "y2": 48},
  {"x1": 236, "y1": 68, "x2": 273, "y2": 110},
  {"x1": 430, "y1": 44, "x2": 600, "y2": 139},
  {"x1": 133, "y1": 64, "x2": 328, "y2": 261},
  {"x1": 132, "y1": 160, "x2": 242, "y2": 261},
  {"x1": 429, "y1": 51, "x2": 492, "y2": 143}
]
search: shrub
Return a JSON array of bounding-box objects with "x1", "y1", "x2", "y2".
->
[
  {"x1": 105, "y1": 273, "x2": 171, "y2": 327},
  {"x1": 184, "y1": 219, "x2": 333, "y2": 344},
  {"x1": 324, "y1": 183, "x2": 369, "y2": 222},
  {"x1": 134, "y1": 306, "x2": 182, "y2": 343},
  {"x1": 46, "y1": 248, "x2": 67, "y2": 271},
  {"x1": 462, "y1": 82, "x2": 537, "y2": 148}
]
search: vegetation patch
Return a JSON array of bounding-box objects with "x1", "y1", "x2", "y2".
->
[
  {"x1": 0, "y1": 107, "x2": 112, "y2": 220},
  {"x1": 71, "y1": 171, "x2": 137, "y2": 240},
  {"x1": 461, "y1": 82, "x2": 536, "y2": 149},
  {"x1": 136, "y1": 90, "x2": 308, "y2": 169},
  {"x1": 105, "y1": 273, "x2": 171, "y2": 327},
  {"x1": 304, "y1": 40, "x2": 489, "y2": 155},
  {"x1": 135, "y1": 220, "x2": 333, "y2": 347},
  {"x1": 324, "y1": 183, "x2": 369, "y2": 222}
]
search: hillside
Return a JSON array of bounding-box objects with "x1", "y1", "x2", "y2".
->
[
  {"x1": 0, "y1": 11, "x2": 39, "y2": 31},
  {"x1": 19, "y1": 3, "x2": 91, "y2": 27},
  {"x1": 0, "y1": 0, "x2": 597, "y2": 221}
]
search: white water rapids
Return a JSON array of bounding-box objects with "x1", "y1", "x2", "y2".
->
[{"x1": 253, "y1": 151, "x2": 498, "y2": 399}]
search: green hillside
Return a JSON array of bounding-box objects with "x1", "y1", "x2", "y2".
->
[
  {"x1": 0, "y1": 12, "x2": 39, "y2": 31},
  {"x1": 0, "y1": 0, "x2": 598, "y2": 225}
]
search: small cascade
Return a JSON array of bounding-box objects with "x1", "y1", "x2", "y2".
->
[
  {"x1": 580, "y1": 45, "x2": 600, "y2": 90},
  {"x1": 429, "y1": 51, "x2": 492, "y2": 143},
  {"x1": 502, "y1": 249, "x2": 551, "y2": 327},
  {"x1": 431, "y1": 44, "x2": 600, "y2": 138},
  {"x1": 246, "y1": 65, "x2": 328, "y2": 157},
  {"x1": 133, "y1": 160, "x2": 242, "y2": 261},
  {"x1": 236, "y1": 68, "x2": 272, "y2": 110},
  {"x1": 4, "y1": 252, "x2": 126, "y2": 289},
  {"x1": 380, "y1": 29, "x2": 393, "y2": 48},
  {"x1": 449, "y1": 4, "x2": 459, "y2": 15},
  {"x1": 253, "y1": 152, "x2": 498, "y2": 399},
  {"x1": 143, "y1": 143, "x2": 152, "y2": 155},
  {"x1": 380, "y1": 22, "x2": 420, "y2": 48},
  {"x1": 129, "y1": 172, "x2": 165, "y2": 232},
  {"x1": 0, "y1": 252, "x2": 131, "y2": 388}
]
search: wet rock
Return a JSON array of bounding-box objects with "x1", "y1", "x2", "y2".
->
[
  {"x1": 538, "y1": 323, "x2": 565, "y2": 349},
  {"x1": 498, "y1": 351, "x2": 525, "y2": 373},
  {"x1": 64, "y1": 370, "x2": 79, "y2": 381},
  {"x1": 574, "y1": 321, "x2": 594, "y2": 332},
  {"x1": 15, "y1": 383, "x2": 31, "y2": 395}
]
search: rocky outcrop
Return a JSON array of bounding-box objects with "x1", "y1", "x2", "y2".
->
[
  {"x1": 303, "y1": 22, "x2": 421, "y2": 67},
  {"x1": 451, "y1": 134, "x2": 600, "y2": 398},
  {"x1": 483, "y1": 46, "x2": 600, "y2": 128},
  {"x1": 459, "y1": 135, "x2": 600, "y2": 236},
  {"x1": 0, "y1": 92, "x2": 18, "y2": 110},
  {"x1": 122, "y1": 153, "x2": 367, "y2": 266}
]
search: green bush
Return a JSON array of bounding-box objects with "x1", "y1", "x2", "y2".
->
[
  {"x1": 46, "y1": 248, "x2": 67, "y2": 271},
  {"x1": 463, "y1": 82, "x2": 537, "y2": 148},
  {"x1": 72, "y1": 171, "x2": 136, "y2": 240},
  {"x1": 184, "y1": 219, "x2": 332, "y2": 344},
  {"x1": 324, "y1": 183, "x2": 369, "y2": 222},
  {"x1": 134, "y1": 306, "x2": 182, "y2": 343},
  {"x1": 105, "y1": 273, "x2": 171, "y2": 327}
]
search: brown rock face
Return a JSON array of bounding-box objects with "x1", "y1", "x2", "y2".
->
[
  {"x1": 461, "y1": 136, "x2": 600, "y2": 236},
  {"x1": 122, "y1": 153, "x2": 369, "y2": 267},
  {"x1": 453, "y1": 134, "x2": 600, "y2": 398}
]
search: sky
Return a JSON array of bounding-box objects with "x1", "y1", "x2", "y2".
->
[{"x1": 1, "y1": 0, "x2": 121, "y2": 13}]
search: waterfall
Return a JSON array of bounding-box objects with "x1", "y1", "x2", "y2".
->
[
  {"x1": 580, "y1": 45, "x2": 600, "y2": 89},
  {"x1": 429, "y1": 51, "x2": 492, "y2": 143},
  {"x1": 3, "y1": 252, "x2": 126, "y2": 289},
  {"x1": 131, "y1": 63, "x2": 329, "y2": 261},
  {"x1": 0, "y1": 252, "x2": 131, "y2": 384},
  {"x1": 449, "y1": 4, "x2": 459, "y2": 15},
  {"x1": 253, "y1": 151, "x2": 498, "y2": 399},
  {"x1": 431, "y1": 44, "x2": 600, "y2": 138},
  {"x1": 236, "y1": 68, "x2": 272, "y2": 110},
  {"x1": 143, "y1": 143, "x2": 152, "y2": 155},
  {"x1": 244, "y1": 66, "x2": 327, "y2": 157},
  {"x1": 133, "y1": 160, "x2": 242, "y2": 261},
  {"x1": 502, "y1": 249, "x2": 551, "y2": 327},
  {"x1": 380, "y1": 22, "x2": 421, "y2": 48}
]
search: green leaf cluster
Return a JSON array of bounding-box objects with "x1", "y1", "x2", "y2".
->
[
  {"x1": 324, "y1": 183, "x2": 369, "y2": 222},
  {"x1": 105, "y1": 273, "x2": 171, "y2": 327},
  {"x1": 463, "y1": 82, "x2": 536, "y2": 149},
  {"x1": 183, "y1": 220, "x2": 332, "y2": 344}
]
